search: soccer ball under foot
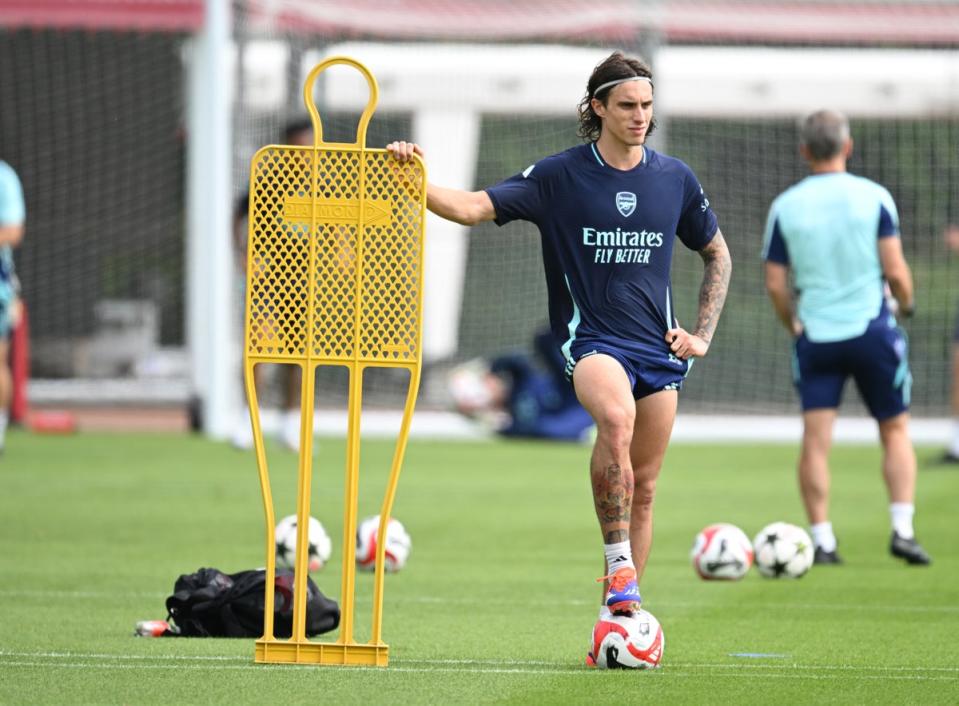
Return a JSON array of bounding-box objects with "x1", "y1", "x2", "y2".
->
[{"x1": 589, "y1": 610, "x2": 664, "y2": 669}]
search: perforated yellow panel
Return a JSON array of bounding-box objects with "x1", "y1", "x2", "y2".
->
[
  {"x1": 246, "y1": 147, "x2": 425, "y2": 364},
  {"x1": 358, "y1": 151, "x2": 423, "y2": 362},
  {"x1": 244, "y1": 56, "x2": 427, "y2": 669}
]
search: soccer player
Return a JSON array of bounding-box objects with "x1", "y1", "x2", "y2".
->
[
  {"x1": 0, "y1": 158, "x2": 25, "y2": 453},
  {"x1": 762, "y1": 109, "x2": 931, "y2": 566},
  {"x1": 388, "y1": 52, "x2": 731, "y2": 624}
]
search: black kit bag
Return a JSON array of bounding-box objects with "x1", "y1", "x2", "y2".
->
[{"x1": 164, "y1": 567, "x2": 340, "y2": 638}]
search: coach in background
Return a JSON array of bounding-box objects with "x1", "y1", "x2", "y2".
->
[
  {"x1": 0, "y1": 159, "x2": 24, "y2": 454},
  {"x1": 762, "y1": 110, "x2": 930, "y2": 566}
]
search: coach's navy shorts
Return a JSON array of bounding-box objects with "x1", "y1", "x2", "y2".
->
[
  {"x1": 566, "y1": 338, "x2": 689, "y2": 401},
  {"x1": 793, "y1": 313, "x2": 910, "y2": 421}
]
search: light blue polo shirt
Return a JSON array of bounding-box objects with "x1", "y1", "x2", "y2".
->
[
  {"x1": 761, "y1": 172, "x2": 899, "y2": 343},
  {"x1": 0, "y1": 161, "x2": 24, "y2": 291}
]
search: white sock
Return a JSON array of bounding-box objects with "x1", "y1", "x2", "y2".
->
[
  {"x1": 890, "y1": 502, "x2": 915, "y2": 539},
  {"x1": 950, "y1": 419, "x2": 959, "y2": 456},
  {"x1": 0, "y1": 411, "x2": 7, "y2": 447},
  {"x1": 810, "y1": 522, "x2": 837, "y2": 552},
  {"x1": 603, "y1": 540, "x2": 634, "y2": 575}
]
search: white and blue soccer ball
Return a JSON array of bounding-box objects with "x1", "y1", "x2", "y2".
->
[
  {"x1": 752, "y1": 522, "x2": 814, "y2": 579},
  {"x1": 691, "y1": 523, "x2": 754, "y2": 580},
  {"x1": 589, "y1": 609, "x2": 665, "y2": 669},
  {"x1": 356, "y1": 515, "x2": 412, "y2": 572},
  {"x1": 274, "y1": 514, "x2": 332, "y2": 572}
]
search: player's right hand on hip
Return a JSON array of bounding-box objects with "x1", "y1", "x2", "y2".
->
[{"x1": 666, "y1": 327, "x2": 709, "y2": 360}]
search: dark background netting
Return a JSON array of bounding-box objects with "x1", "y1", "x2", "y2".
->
[
  {"x1": 3, "y1": 1, "x2": 958, "y2": 417},
  {"x1": 0, "y1": 30, "x2": 185, "y2": 348}
]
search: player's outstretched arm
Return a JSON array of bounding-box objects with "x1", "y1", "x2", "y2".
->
[
  {"x1": 386, "y1": 141, "x2": 495, "y2": 226},
  {"x1": 667, "y1": 230, "x2": 731, "y2": 359},
  {"x1": 764, "y1": 261, "x2": 801, "y2": 335}
]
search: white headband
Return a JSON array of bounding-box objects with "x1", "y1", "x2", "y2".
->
[{"x1": 592, "y1": 75, "x2": 652, "y2": 98}]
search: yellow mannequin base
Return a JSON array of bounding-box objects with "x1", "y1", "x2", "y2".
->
[{"x1": 255, "y1": 638, "x2": 389, "y2": 667}]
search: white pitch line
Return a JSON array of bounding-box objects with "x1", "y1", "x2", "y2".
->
[
  {"x1": 0, "y1": 660, "x2": 957, "y2": 681},
  {"x1": 0, "y1": 650, "x2": 248, "y2": 662},
  {"x1": 1, "y1": 590, "x2": 956, "y2": 615},
  {"x1": 1, "y1": 652, "x2": 958, "y2": 678},
  {"x1": 663, "y1": 671, "x2": 958, "y2": 683},
  {"x1": 395, "y1": 597, "x2": 959, "y2": 614},
  {"x1": 0, "y1": 660, "x2": 580, "y2": 675},
  {"x1": 672, "y1": 662, "x2": 959, "y2": 674},
  {"x1": 0, "y1": 590, "x2": 167, "y2": 599},
  {"x1": 0, "y1": 651, "x2": 553, "y2": 666}
]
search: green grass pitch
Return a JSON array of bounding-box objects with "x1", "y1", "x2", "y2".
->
[{"x1": 2, "y1": 429, "x2": 958, "y2": 704}]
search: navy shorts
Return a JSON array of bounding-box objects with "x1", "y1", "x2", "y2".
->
[
  {"x1": 566, "y1": 338, "x2": 689, "y2": 401},
  {"x1": 793, "y1": 313, "x2": 910, "y2": 421}
]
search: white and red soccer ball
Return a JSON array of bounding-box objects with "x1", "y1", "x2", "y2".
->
[
  {"x1": 589, "y1": 610, "x2": 664, "y2": 669},
  {"x1": 690, "y1": 523, "x2": 754, "y2": 580},
  {"x1": 274, "y1": 514, "x2": 332, "y2": 572},
  {"x1": 355, "y1": 515, "x2": 412, "y2": 572}
]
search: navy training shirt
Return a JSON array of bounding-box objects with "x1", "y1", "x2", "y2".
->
[{"x1": 485, "y1": 143, "x2": 718, "y2": 360}]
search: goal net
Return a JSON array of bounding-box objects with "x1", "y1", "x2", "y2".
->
[{"x1": 0, "y1": 27, "x2": 188, "y2": 402}]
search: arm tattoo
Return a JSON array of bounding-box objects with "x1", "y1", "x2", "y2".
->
[{"x1": 694, "y1": 230, "x2": 732, "y2": 344}]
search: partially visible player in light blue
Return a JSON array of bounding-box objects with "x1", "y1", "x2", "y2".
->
[
  {"x1": 762, "y1": 109, "x2": 930, "y2": 566},
  {"x1": 0, "y1": 160, "x2": 25, "y2": 453}
]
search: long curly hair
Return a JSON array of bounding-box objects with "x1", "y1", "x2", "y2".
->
[{"x1": 577, "y1": 52, "x2": 656, "y2": 143}]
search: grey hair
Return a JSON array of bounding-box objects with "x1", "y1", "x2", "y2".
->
[{"x1": 800, "y1": 110, "x2": 850, "y2": 161}]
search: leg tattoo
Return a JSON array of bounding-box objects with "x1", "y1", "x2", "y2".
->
[{"x1": 593, "y1": 463, "x2": 633, "y2": 541}]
